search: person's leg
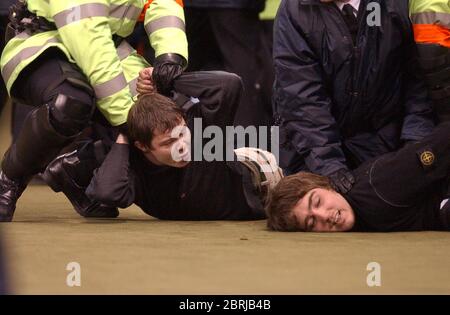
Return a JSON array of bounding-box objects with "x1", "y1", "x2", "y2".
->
[
  {"x1": 44, "y1": 71, "x2": 243, "y2": 220},
  {"x1": 208, "y1": 9, "x2": 274, "y2": 129},
  {"x1": 0, "y1": 50, "x2": 96, "y2": 221},
  {"x1": 43, "y1": 134, "x2": 119, "y2": 218},
  {"x1": 173, "y1": 71, "x2": 243, "y2": 128},
  {"x1": 184, "y1": 8, "x2": 223, "y2": 71}
]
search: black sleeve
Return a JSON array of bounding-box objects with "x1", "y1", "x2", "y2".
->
[
  {"x1": 85, "y1": 143, "x2": 137, "y2": 209},
  {"x1": 347, "y1": 122, "x2": 450, "y2": 230},
  {"x1": 273, "y1": 1, "x2": 347, "y2": 176},
  {"x1": 172, "y1": 71, "x2": 244, "y2": 127}
]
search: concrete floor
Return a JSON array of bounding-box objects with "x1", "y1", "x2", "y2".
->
[{"x1": 1, "y1": 101, "x2": 450, "y2": 294}]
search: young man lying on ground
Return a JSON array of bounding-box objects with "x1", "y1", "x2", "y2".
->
[
  {"x1": 44, "y1": 71, "x2": 283, "y2": 220},
  {"x1": 266, "y1": 122, "x2": 450, "y2": 232}
]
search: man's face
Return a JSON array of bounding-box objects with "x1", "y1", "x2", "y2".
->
[
  {"x1": 137, "y1": 119, "x2": 191, "y2": 168},
  {"x1": 292, "y1": 188, "x2": 355, "y2": 232}
]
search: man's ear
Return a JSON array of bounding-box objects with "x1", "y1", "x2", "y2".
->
[{"x1": 134, "y1": 141, "x2": 149, "y2": 153}]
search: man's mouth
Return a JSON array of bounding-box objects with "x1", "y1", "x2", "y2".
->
[{"x1": 333, "y1": 210, "x2": 342, "y2": 225}]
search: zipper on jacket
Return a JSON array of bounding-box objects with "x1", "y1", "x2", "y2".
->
[{"x1": 329, "y1": 1, "x2": 368, "y2": 104}]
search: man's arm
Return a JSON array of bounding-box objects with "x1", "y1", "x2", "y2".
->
[
  {"x1": 86, "y1": 135, "x2": 137, "y2": 209},
  {"x1": 273, "y1": 1, "x2": 347, "y2": 176},
  {"x1": 145, "y1": 0, "x2": 188, "y2": 95},
  {"x1": 173, "y1": 71, "x2": 244, "y2": 127}
]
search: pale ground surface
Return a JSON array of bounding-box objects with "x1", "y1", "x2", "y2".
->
[{"x1": 1, "y1": 101, "x2": 450, "y2": 294}]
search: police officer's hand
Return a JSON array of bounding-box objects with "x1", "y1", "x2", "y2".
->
[
  {"x1": 329, "y1": 168, "x2": 355, "y2": 194},
  {"x1": 137, "y1": 67, "x2": 155, "y2": 95},
  {"x1": 152, "y1": 53, "x2": 186, "y2": 96}
]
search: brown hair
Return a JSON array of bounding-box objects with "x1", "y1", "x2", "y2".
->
[
  {"x1": 266, "y1": 172, "x2": 333, "y2": 231},
  {"x1": 127, "y1": 93, "x2": 184, "y2": 148}
]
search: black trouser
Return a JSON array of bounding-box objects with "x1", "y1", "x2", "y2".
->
[
  {"x1": 184, "y1": 8, "x2": 274, "y2": 130},
  {"x1": 1, "y1": 49, "x2": 95, "y2": 180},
  {"x1": 416, "y1": 43, "x2": 450, "y2": 123},
  {"x1": 348, "y1": 122, "x2": 450, "y2": 231}
]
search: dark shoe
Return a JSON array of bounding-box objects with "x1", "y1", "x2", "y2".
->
[
  {"x1": 0, "y1": 171, "x2": 29, "y2": 222},
  {"x1": 42, "y1": 151, "x2": 119, "y2": 218}
]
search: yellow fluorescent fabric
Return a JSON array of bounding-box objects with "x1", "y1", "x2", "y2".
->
[{"x1": 1, "y1": 0, "x2": 188, "y2": 125}]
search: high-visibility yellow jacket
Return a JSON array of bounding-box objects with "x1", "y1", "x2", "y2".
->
[
  {"x1": 410, "y1": 0, "x2": 450, "y2": 121},
  {"x1": 259, "y1": 0, "x2": 280, "y2": 21},
  {"x1": 409, "y1": 0, "x2": 450, "y2": 48},
  {"x1": 1, "y1": 0, "x2": 188, "y2": 126}
]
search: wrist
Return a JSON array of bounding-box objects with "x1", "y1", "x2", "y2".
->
[{"x1": 116, "y1": 134, "x2": 129, "y2": 144}]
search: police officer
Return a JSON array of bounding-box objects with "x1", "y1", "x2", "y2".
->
[
  {"x1": 410, "y1": 0, "x2": 450, "y2": 122},
  {"x1": 273, "y1": 0, "x2": 435, "y2": 194},
  {"x1": 0, "y1": 0, "x2": 188, "y2": 222}
]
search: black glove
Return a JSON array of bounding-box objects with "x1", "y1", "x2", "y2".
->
[
  {"x1": 329, "y1": 168, "x2": 355, "y2": 194},
  {"x1": 152, "y1": 53, "x2": 186, "y2": 96}
]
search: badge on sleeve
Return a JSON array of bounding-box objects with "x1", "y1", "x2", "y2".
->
[{"x1": 417, "y1": 148, "x2": 435, "y2": 170}]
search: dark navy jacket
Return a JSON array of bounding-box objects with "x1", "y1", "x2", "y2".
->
[
  {"x1": 183, "y1": 0, "x2": 265, "y2": 11},
  {"x1": 0, "y1": 0, "x2": 14, "y2": 14},
  {"x1": 273, "y1": 0, "x2": 435, "y2": 176}
]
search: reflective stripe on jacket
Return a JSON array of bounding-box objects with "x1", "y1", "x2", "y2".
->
[
  {"x1": 0, "y1": 0, "x2": 188, "y2": 126},
  {"x1": 410, "y1": 0, "x2": 450, "y2": 48}
]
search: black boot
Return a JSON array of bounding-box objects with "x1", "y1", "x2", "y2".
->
[
  {"x1": 0, "y1": 171, "x2": 30, "y2": 222},
  {"x1": 2, "y1": 103, "x2": 74, "y2": 179},
  {"x1": 42, "y1": 151, "x2": 119, "y2": 218},
  {"x1": 0, "y1": 104, "x2": 74, "y2": 221}
]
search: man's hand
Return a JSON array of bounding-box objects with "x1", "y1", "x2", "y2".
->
[
  {"x1": 116, "y1": 133, "x2": 129, "y2": 145},
  {"x1": 137, "y1": 67, "x2": 155, "y2": 95},
  {"x1": 152, "y1": 53, "x2": 186, "y2": 95},
  {"x1": 329, "y1": 168, "x2": 355, "y2": 194}
]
